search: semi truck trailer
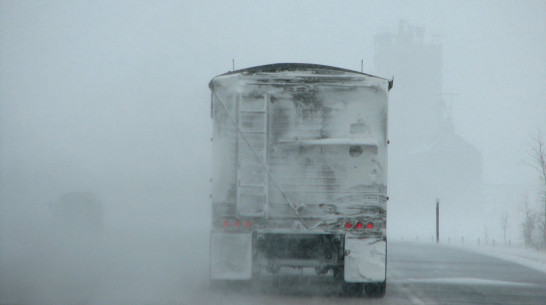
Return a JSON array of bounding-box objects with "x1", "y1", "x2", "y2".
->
[{"x1": 209, "y1": 63, "x2": 391, "y2": 297}]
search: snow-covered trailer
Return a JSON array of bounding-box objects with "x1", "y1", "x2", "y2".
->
[{"x1": 209, "y1": 63, "x2": 391, "y2": 296}]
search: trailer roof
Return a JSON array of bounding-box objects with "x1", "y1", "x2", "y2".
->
[{"x1": 211, "y1": 63, "x2": 393, "y2": 90}]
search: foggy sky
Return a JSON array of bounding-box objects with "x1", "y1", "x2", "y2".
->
[
  {"x1": 1, "y1": 0, "x2": 545, "y2": 235},
  {"x1": 1, "y1": 2, "x2": 546, "y2": 304}
]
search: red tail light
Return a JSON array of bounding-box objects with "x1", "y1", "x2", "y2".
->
[
  {"x1": 222, "y1": 219, "x2": 254, "y2": 230},
  {"x1": 345, "y1": 222, "x2": 353, "y2": 230},
  {"x1": 356, "y1": 222, "x2": 364, "y2": 230},
  {"x1": 367, "y1": 222, "x2": 374, "y2": 229}
]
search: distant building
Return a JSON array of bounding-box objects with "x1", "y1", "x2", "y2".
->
[
  {"x1": 375, "y1": 21, "x2": 483, "y2": 238},
  {"x1": 375, "y1": 21, "x2": 443, "y2": 148}
]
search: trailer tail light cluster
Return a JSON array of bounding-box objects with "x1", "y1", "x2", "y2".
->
[
  {"x1": 344, "y1": 220, "x2": 376, "y2": 231},
  {"x1": 222, "y1": 219, "x2": 252, "y2": 230}
]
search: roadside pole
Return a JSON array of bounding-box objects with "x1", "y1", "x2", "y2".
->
[{"x1": 436, "y1": 198, "x2": 440, "y2": 244}]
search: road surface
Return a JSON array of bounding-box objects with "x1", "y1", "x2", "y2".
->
[
  {"x1": 173, "y1": 241, "x2": 546, "y2": 305},
  {"x1": 386, "y1": 242, "x2": 546, "y2": 305},
  {"x1": 2, "y1": 230, "x2": 546, "y2": 305}
]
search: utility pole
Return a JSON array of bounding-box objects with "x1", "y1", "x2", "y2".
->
[{"x1": 436, "y1": 198, "x2": 440, "y2": 243}]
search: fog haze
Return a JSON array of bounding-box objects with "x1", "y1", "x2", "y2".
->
[{"x1": 1, "y1": 1, "x2": 545, "y2": 304}]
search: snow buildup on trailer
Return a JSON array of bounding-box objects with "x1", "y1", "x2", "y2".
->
[{"x1": 210, "y1": 67, "x2": 389, "y2": 229}]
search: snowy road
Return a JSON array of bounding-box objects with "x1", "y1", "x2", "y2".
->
[
  {"x1": 102, "y1": 231, "x2": 546, "y2": 305},
  {"x1": 386, "y1": 242, "x2": 546, "y2": 305},
  {"x1": 3, "y1": 229, "x2": 546, "y2": 305},
  {"x1": 171, "y1": 240, "x2": 546, "y2": 305}
]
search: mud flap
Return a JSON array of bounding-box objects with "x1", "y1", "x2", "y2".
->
[
  {"x1": 344, "y1": 236, "x2": 386, "y2": 282},
  {"x1": 210, "y1": 232, "x2": 252, "y2": 280}
]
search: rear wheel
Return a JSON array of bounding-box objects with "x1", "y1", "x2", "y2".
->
[
  {"x1": 314, "y1": 266, "x2": 330, "y2": 275},
  {"x1": 364, "y1": 281, "x2": 386, "y2": 297},
  {"x1": 341, "y1": 282, "x2": 363, "y2": 297},
  {"x1": 332, "y1": 266, "x2": 344, "y2": 281}
]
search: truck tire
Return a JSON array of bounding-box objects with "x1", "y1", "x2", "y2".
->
[
  {"x1": 364, "y1": 281, "x2": 386, "y2": 297},
  {"x1": 341, "y1": 282, "x2": 363, "y2": 297},
  {"x1": 332, "y1": 266, "x2": 344, "y2": 281},
  {"x1": 314, "y1": 266, "x2": 330, "y2": 275}
]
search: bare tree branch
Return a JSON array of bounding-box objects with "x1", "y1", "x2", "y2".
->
[
  {"x1": 500, "y1": 213, "x2": 508, "y2": 244},
  {"x1": 525, "y1": 129, "x2": 546, "y2": 249}
]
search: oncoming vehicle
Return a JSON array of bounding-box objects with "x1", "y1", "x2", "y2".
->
[{"x1": 208, "y1": 63, "x2": 392, "y2": 297}]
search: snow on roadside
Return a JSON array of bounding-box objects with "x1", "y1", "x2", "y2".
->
[
  {"x1": 391, "y1": 237, "x2": 546, "y2": 275},
  {"x1": 447, "y1": 242, "x2": 546, "y2": 275}
]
